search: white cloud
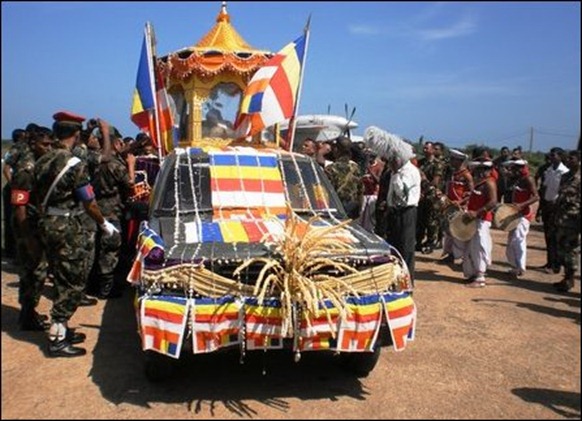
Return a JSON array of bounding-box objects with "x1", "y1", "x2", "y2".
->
[
  {"x1": 415, "y1": 15, "x2": 477, "y2": 41},
  {"x1": 348, "y1": 4, "x2": 477, "y2": 44}
]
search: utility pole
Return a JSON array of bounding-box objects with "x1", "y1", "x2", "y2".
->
[{"x1": 529, "y1": 127, "x2": 534, "y2": 153}]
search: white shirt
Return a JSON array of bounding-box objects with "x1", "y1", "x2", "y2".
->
[
  {"x1": 387, "y1": 160, "x2": 421, "y2": 207},
  {"x1": 543, "y1": 162, "x2": 569, "y2": 202}
]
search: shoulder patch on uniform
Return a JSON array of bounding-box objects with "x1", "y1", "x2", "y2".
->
[{"x1": 11, "y1": 189, "x2": 30, "y2": 206}]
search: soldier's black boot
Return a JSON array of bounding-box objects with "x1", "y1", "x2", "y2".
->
[
  {"x1": 66, "y1": 328, "x2": 86, "y2": 345},
  {"x1": 19, "y1": 306, "x2": 49, "y2": 331},
  {"x1": 47, "y1": 339, "x2": 87, "y2": 358},
  {"x1": 47, "y1": 322, "x2": 87, "y2": 357}
]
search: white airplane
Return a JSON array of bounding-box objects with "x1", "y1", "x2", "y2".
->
[{"x1": 279, "y1": 114, "x2": 359, "y2": 150}]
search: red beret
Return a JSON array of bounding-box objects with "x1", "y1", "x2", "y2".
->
[{"x1": 53, "y1": 111, "x2": 86, "y2": 125}]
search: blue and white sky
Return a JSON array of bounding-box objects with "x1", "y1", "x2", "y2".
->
[{"x1": 2, "y1": 1, "x2": 580, "y2": 152}]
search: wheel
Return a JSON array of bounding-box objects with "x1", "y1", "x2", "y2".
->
[
  {"x1": 338, "y1": 346, "x2": 382, "y2": 378},
  {"x1": 144, "y1": 350, "x2": 176, "y2": 382}
]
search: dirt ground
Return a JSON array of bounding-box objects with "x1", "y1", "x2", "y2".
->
[{"x1": 1, "y1": 220, "x2": 580, "y2": 420}]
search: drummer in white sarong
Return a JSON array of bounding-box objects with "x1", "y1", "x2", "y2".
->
[
  {"x1": 461, "y1": 160, "x2": 498, "y2": 288},
  {"x1": 440, "y1": 149, "x2": 473, "y2": 263},
  {"x1": 501, "y1": 159, "x2": 539, "y2": 278}
]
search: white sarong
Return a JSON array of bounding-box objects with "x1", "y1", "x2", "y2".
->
[
  {"x1": 461, "y1": 220, "x2": 492, "y2": 279},
  {"x1": 506, "y1": 217, "x2": 530, "y2": 273}
]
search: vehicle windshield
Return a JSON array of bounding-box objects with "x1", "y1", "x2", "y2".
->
[{"x1": 152, "y1": 151, "x2": 345, "y2": 217}]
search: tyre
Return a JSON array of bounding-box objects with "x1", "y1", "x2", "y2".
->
[
  {"x1": 338, "y1": 346, "x2": 382, "y2": 378},
  {"x1": 144, "y1": 350, "x2": 176, "y2": 382}
]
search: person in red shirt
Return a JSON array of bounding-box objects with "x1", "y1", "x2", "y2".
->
[
  {"x1": 440, "y1": 149, "x2": 474, "y2": 263},
  {"x1": 460, "y1": 159, "x2": 498, "y2": 288},
  {"x1": 502, "y1": 159, "x2": 539, "y2": 278}
]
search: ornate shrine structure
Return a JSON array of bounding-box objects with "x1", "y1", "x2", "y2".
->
[{"x1": 158, "y1": 2, "x2": 273, "y2": 146}]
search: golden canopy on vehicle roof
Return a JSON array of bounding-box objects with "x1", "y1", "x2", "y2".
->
[{"x1": 159, "y1": 1, "x2": 272, "y2": 81}]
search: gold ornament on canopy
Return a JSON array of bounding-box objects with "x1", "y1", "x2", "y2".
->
[{"x1": 157, "y1": 2, "x2": 273, "y2": 146}]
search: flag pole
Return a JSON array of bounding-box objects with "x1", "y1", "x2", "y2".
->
[
  {"x1": 146, "y1": 21, "x2": 164, "y2": 162},
  {"x1": 286, "y1": 15, "x2": 311, "y2": 152}
]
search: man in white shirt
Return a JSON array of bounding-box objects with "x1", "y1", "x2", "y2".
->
[
  {"x1": 364, "y1": 126, "x2": 421, "y2": 286},
  {"x1": 385, "y1": 148, "x2": 421, "y2": 285},
  {"x1": 540, "y1": 147, "x2": 569, "y2": 273}
]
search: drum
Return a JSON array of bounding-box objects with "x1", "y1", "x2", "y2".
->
[
  {"x1": 439, "y1": 197, "x2": 461, "y2": 235},
  {"x1": 493, "y1": 204, "x2": 521, "y2": 231},
  {"x1": 448, "y1": 211, "x2": 477, "y2": 242}
]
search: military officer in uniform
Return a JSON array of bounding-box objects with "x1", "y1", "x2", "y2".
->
[
  {"x1": 10, "y1": 128, "x2": 53, "y2": 330},
  {"x1": 34, "y1": 111, "x2": 118, "y2": 357}
]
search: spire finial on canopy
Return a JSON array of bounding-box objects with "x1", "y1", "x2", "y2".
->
[{"x1": 217, "y1": 1, "x2": 230, "y2": 23}]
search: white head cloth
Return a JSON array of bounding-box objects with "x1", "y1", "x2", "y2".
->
[
  {"x1": 449, "y1": 149, "x2": 468, "y2": 160},
  {"x1": 364, "y1": 126, "x2": 415, "y2": 163}
]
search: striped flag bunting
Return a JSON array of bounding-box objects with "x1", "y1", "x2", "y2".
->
[
  {"x1": 191, "y1": 296, "x2": 242, "y2": 354},
  {"x1": 382, "y1": 292, "x2": 416, "y2": 352},
  {"x1": 127, "y1": 222, "x2": 165, "y2": 284},
  {"x1": 298, "y1": 299, "x2": 340, "y2": 351},
  {"x1": 140, "y1": 295, "x2": 189, "y2": 358},
  {"x1": 243, "y1": 298, "x2": 284, "y2": 350},
  {"x1": 336, "y1": 294, "x2": 383, "y2": 352},
  {"x1": 135, "y1": 292, "x2": 416, "y2": 357}
]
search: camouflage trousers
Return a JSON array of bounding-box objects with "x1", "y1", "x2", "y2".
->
[
  {"x1": 417, "y1": 197, "x2": 441, "y2": 247},
  {"x1": 15, "y1": 233, "x2": 48, "y2": 310},
  {"x1": 556, "y1": 222, "x2": 581, "y2": 278},
  {"x1": 40, "y1": 214, "x2": 94, "y2": 323},
  {"x1": 91, "y1": 218, "x2": 122, "y2": 296}
]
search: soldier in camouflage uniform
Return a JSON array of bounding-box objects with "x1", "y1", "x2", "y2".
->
[
  {"x1": 89, "y1": 127, "x2": 135, "y2": 299},
  {"x1": 34, "y1": 111, "x2": 118, "y2": 357},
  {"x1": 433, "y1": 141, "x2": 449, "y2": 247},
  {"x1": 3, "y1": 128, "x2": 31, "y2": 258},
  {"x1": 324, "y1": 136, "x2": 364, "y2": 220},
  {"x1": 10, "y1": 128, "x2": 53, "y2": 330},
  {"x1": 553, "y1": 150, "x2": 580, "y2": 292},
  {"x1": 72, "y1": 125, "x2": 112, "y2": 305},
  {"x1": 416, "y1": 141, "x2": 445, "y2": 253}
]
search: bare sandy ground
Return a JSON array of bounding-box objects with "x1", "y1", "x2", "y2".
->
[{"x1": 1, "y1": 222, "x2": 580, "y2": 419}]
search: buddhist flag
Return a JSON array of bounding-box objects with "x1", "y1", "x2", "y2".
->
[
  {"x1": 126, "y1": 221, "x2": 165, "y2": 284},
  {"x1": 191, "y1": 296, "x2": 242, "y2": 354},
  {"x1": 336, "y1": 295, "x2": 383, "y2": 352},
  {"x1": 140, "y1": 295, "x2": 189, "y2": 358},
  {"x1": 130, "y1": 23, "x2": 156, "y2": 133},
  {"x1": 244, "y1": 298, "x2": 284, "y2": 350},
  {"x1": 382, "y1": 292, "x2": 416, "y2": 352},
  {"x1": 130, "y1": 22, "x2": 177, "y2": 157},
  {"x1": 234, "y1": 33, "x2": 307, "y2": 138},
  {"x1": 298, "y1": 299, "x2": 340, "y2": 351},
  {"x1": 209, "y1": 149, "x2": 287, "y2": 217}
]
